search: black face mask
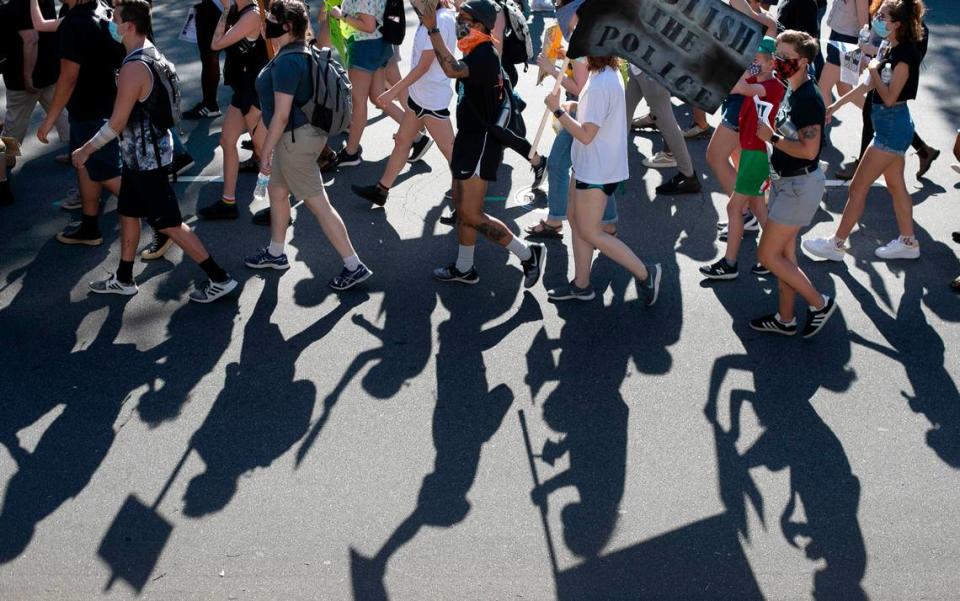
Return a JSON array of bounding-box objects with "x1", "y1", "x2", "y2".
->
[{"x1": 265, "y1": 20, "x2": 287, "y2": 39}]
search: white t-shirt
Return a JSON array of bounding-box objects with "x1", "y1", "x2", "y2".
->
[
  {"x1": 409, "y1": 8, "x2": 458, "y2": 111},
  {"x1": 571, "y1": 67, "x2": 629, "y2": 185}
]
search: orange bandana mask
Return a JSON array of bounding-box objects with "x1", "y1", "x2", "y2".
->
[{"x1": 457, "y1": 29, "x2": 497, "y2": 55}]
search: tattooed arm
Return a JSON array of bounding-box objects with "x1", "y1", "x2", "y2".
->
[
  {"x1": 757, "y1": 122, "x2": 822, "y2": 161},
  {"x1": 419, "y1": 3, "x2": 470, "y2": 79}
]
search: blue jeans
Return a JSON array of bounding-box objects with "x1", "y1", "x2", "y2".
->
[{"x1": 546, "y1": 116, "x2": 617, "y2": 224}]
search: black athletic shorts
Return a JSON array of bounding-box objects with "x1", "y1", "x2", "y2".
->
[
  {"x1": 118, "y1": 167, "x2": 183, "y2": 230},
  {"x1": 451, "y1": 131, "x2": 503, "y2": 182},
  {"x1": 230, "y1": 76, "x2": 261, "y2": 115},
  {"x1": 194, "y1": 0, "x2": 221, "y2": 55},
  {"x1": 407, "y1": 97, "x2": 450, "y2": 120},
  {"x1": 575, "y1": 179, "x2": 619, "y2": 196}
]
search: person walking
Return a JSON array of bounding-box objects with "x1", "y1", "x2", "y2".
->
[
  {"x1": 74, "y1": 0, "x2": 237, "y2": 302},
  {"x1": 417, "y1": 0, "x2": 544, "y2": 288},
  {"x1": 543, "y1": 54, "x2": 662, "y2": 305},
  {"x1": 197, "y1": 0, "x2": 269, "y2": 220},
  {"x1": 752, "y1": 30, "x2": 838, "y2": 338},
  {"x1": 804, "y1": 0, "x2": 927, "y2": 262},
  {"x1": 244, "y1": 0, "x2": 373, "y2": 291}
]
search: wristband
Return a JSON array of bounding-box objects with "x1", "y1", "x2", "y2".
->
[
  {"x1": 770, "y1": 133, "x2": 783, "y2": 145},
  {"x1": 553, "y1": 108, "x2": 566, "y2": 119},
  {"x1": 89, "y1": 124, "x2": 118, "y2": 150},
  {"x1": 428, "y1": 27, "x2": 441, "y2": 35}
]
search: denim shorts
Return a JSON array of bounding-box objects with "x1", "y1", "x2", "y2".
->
[
  {"x1": 870, "y1": 102, "x2": 915, "y2": 156},
  {"x1": 69, "y1": 117, "x2": 121, "y2": 183},
  {"x1": 721, "y1": 94, "x2": 744, "y2": 132},
  {"x1": 347, "y1": 37, "x2": 391, "y2": 73}
]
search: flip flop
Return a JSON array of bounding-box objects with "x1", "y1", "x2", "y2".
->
[{"x1": 525, "y1": 219, "x2": 563, "y2": 239}]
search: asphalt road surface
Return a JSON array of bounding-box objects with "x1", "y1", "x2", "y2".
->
[{"x1": 1, "y1": 1, "x2": 959, "y2": 600}]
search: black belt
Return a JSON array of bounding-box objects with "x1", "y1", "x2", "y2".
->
[{"x1": 775, "y1": 164, "x2": 818, "y2": 179}]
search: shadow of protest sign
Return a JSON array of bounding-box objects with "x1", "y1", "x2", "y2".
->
[{"x1": 568, "y1": 0, "x2": 765, "y2": 113}]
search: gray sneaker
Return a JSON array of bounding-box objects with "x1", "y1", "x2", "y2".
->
[
  {"x1": 547, "y1": 282, "x2": 595, "y2": 302},
  {"x1": 189, "y1": 278, "x2": 238, "y2": 303},
  {"x1": 639, "y1": 263, "x2": 662, "y2": 306},
  {"x1": 89, "y1": 274, "x2": 138, "y2": 296}
]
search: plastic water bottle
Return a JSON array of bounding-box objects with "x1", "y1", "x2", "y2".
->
[
  {"x1": 253, "y1": 172, "x2": 269, "y2": 203},
  {"x1": 881, "y1": 63, "x2": 893, "y2": 85},
  {"x1": 858, "y1": 24, "x2": 870, "y2": 48}
]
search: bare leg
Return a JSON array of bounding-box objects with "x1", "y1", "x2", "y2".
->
[
  {"x1": 371, "y1": 67, "x2": 405, "y2": 126},
  {"x1": 119, "y1": 216, "x2": 141, "y2": 262},
  {"x1": 572, "y1": 187, "x2": 649, "y2": 282},
  {"x1": 220, "y1": 106, "x2": 246, "y2": 199},
  {"x1": 723, "y1": 192, "x2": 749, "y2": 263},
  {"x1": 379, "y1": 110, "x2": 422, "y2": 188},
  {"x1": 303, "y1": 187, "x2": 358, "y2": 260},
  {"x1": 834, "y1": 146, "x2": 896, "y2": 240},
  {"x1": 707, "y1": 126, "x2": 739, "y2": 197},
  {"x1": 162, "y1": 223, "x2": 211, "y2": 263},
  {"x1": 758, "y1": 221, "x2": 825, "y2": 322},
  {"x1": 268, "y1": 182, "x2": 292, "y2": 247},
  {"x1": 345, "y1": 68, "x2": 374, "y2": 155},
  {"x1": 422, "y1": 116, "x2": 455, "y2": 164},
  {"x1": 457, "y1": 177, "x2": 514, "y2": 248},
  {"x1": 882, "y1": 156, "x2": 914, "y2": 239}
]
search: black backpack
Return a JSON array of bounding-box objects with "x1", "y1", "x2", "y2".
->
[
  {"x1": 493, "y1": 0, "x2": 533, "y2": 67},
  {"x1": 380, "y1": 0, "x2": 406, "y2": 45}
]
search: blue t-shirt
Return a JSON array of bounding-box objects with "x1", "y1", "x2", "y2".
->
[{"x1": 256, "y1": 46, "x2": 314, "y2": 132}]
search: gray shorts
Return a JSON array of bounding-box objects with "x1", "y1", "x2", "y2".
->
[{"x1": 767, "y1": 168, "x2": 825, "y2": 227}]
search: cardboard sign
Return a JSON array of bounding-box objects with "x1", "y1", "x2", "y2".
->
[
  {"x1": 179, "y1": 6, "x2": 198, "y2": 43},
  {"x1": 567, "y1": 0, "x2": 764, "y2": 113}
]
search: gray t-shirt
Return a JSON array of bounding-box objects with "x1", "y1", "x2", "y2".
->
[{"x1": 256, "y1": 46, "x2": 314, "y2": 132}]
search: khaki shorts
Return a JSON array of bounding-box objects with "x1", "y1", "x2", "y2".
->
[
  {"x1": 3, "y1": 85, "x2": 69, "y2": 143},
  {"x1": 271, "y1": 125, "x2": 327, "y2": 201}
]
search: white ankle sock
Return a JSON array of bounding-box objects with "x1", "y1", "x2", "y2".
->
[
  {"x1": 456, "y1": 245, "x2": 475, "y2": 273},
  {"x1": 344, "y1": 254, "x2": 361, "y2": 271},
  {"x1": 507, "y1": 238, "x2": 532, "y2": 262},
  {"x1": 268, "y1": 241, "x2": 285, "y2": 257}
]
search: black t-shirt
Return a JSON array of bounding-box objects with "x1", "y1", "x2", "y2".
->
[
  {"x1": 222, "y1": 3, "x2": 268, "y2": 87},
  {"x1": 871, "y1": 42, "x2": 921, "y2": 105},
  {"x1": 58, "y1": 0, "x2": 125, "y2": 120},
  {"x1": 455, "y1": 42, "x2": 505, "y2": 136},
  {"x1": 771, "y1": 78, "x2": 825, "y2": 174},
  {"x1": 0, "y1": 0, "x2": 60, "y2": 90},
  {"x1": 778, "y1": 0, "x2": 820, "y2": 38}
]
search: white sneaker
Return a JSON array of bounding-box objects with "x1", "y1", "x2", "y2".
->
[
  {"x1": 875, "y1": 238, "x2": 920, "y2": 260},
  {"x1": 643, "y1": 151, "x2": 677, "y2": 169},
  {"x1": 803, "y1": 237, "x2": 847, "y2": 261}
]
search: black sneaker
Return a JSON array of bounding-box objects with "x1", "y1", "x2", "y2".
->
[
  {"x1": 716, "y1": 211, "x2": 757, "y2": 231},
  {"x1": 352, "y1": 183, "x2": 388, "y2": 207},
  {"x1": 241, "y1": 138, "x2": 254, "y2": 151},
  {"x1": 334, "y1": 146, "x2": 362, "y2": 168},
  {"x1": 56, "y1": 222, "x2": 103, "y2": 246},
  {"x1": 182, "y1": 102, "x2": 221, "y2": 120},
  {"x1": 198, "y1": 200, "x2": 239, "y2": 220},
  {"x1": 547, "y1": 281, "x2": 595, "y2": 302},
  {"x1": 656, "y1": 171, "x2": 702, "y2": 195},
  {"x1": 433, "y1": 263, "x2": 479, "y2": 284},
  {"x1": 801, "y1": 296, "x2": 838, "y2": 338},
  {"x1": 520, "y1": 244, "x2": 545, "y2": 289},
  {"x1": 699, "y1": 258, "x2": 738, "y2": 280},
  {"x1": 0, "y1": 180, "x2": 13, "y2": 206},
  {"x1": 531, "y1": 156, "x2": 548, "y2": 190},
  {"x1": 170, "y1": 153, "x2": 195, "y2": 177},
  {"x1": 329, "y1": 263, "x2": 373, "y2": 291},
  {"x1": 750, "y1": 263, "x2": 771, "y2": 276},
  {"x1": 750, "y1": 313, "x2": 797, "y2": 336},
  {"x1": 238, "y1": 157, "x2": 259, "y2": 173},
  {"x1": 639, "y1": 263, "x2": 662, "y2": 306},
  {"x1": 407, "y1": 134, "x2": 434, "y2": 163},
  {"x1": 319, "y1": 149, "x2": 339, "y2": 173},
  {"x1": 439, "y1": 210, "x2": 458, "y2": 226},
  {"x1": 140, "y1": 231, "x2": 173, "y2": 261}
]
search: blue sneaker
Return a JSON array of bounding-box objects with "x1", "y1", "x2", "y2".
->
[
  {"x1": 329, "y1": 263, "x2": 372, "y2": 291},
  {"x1": 244, "y1": 247, "x2": 290, "y2": 270}
]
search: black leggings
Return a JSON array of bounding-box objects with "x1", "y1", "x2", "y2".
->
[{"x1": 859, "y1": 94, "x2": 927, "y2": 159}]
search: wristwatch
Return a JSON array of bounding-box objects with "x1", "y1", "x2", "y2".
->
[
  {"x1": 553, "y1": 108, "x2": 566, "y2": 119},
  {"x1": 428, "y1": 27, "x2": 441, "y2": 35},
  {"x1": 770, "y1": 133, "x2": 783, "y2": 145}
]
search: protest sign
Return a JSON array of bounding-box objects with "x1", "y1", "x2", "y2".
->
[
  {"x1": 567, "y1": 0, "x2": 764, "y2": 113},
  {"x1": 179, "y1": 6, "x2": 198, "y2": 44}
]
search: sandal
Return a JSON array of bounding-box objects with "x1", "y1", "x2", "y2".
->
[{"x1": 525, "y1": 219, "x2": 563, "y2": 239}]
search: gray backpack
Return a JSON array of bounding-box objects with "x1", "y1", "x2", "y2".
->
[{"x1": 275, "y1": 44, "x2": 352, "y2": 136}]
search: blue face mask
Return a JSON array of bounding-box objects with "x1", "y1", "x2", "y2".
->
[
  {"x1": 872, "y1": 17, "x2": 890, "y2": 39},
  {"x1": 108, "y1": 20, "x2": 123, "y2": 44},
  {"x1": 556, "y1": 0, "x2": 587, "y2": 42}
]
